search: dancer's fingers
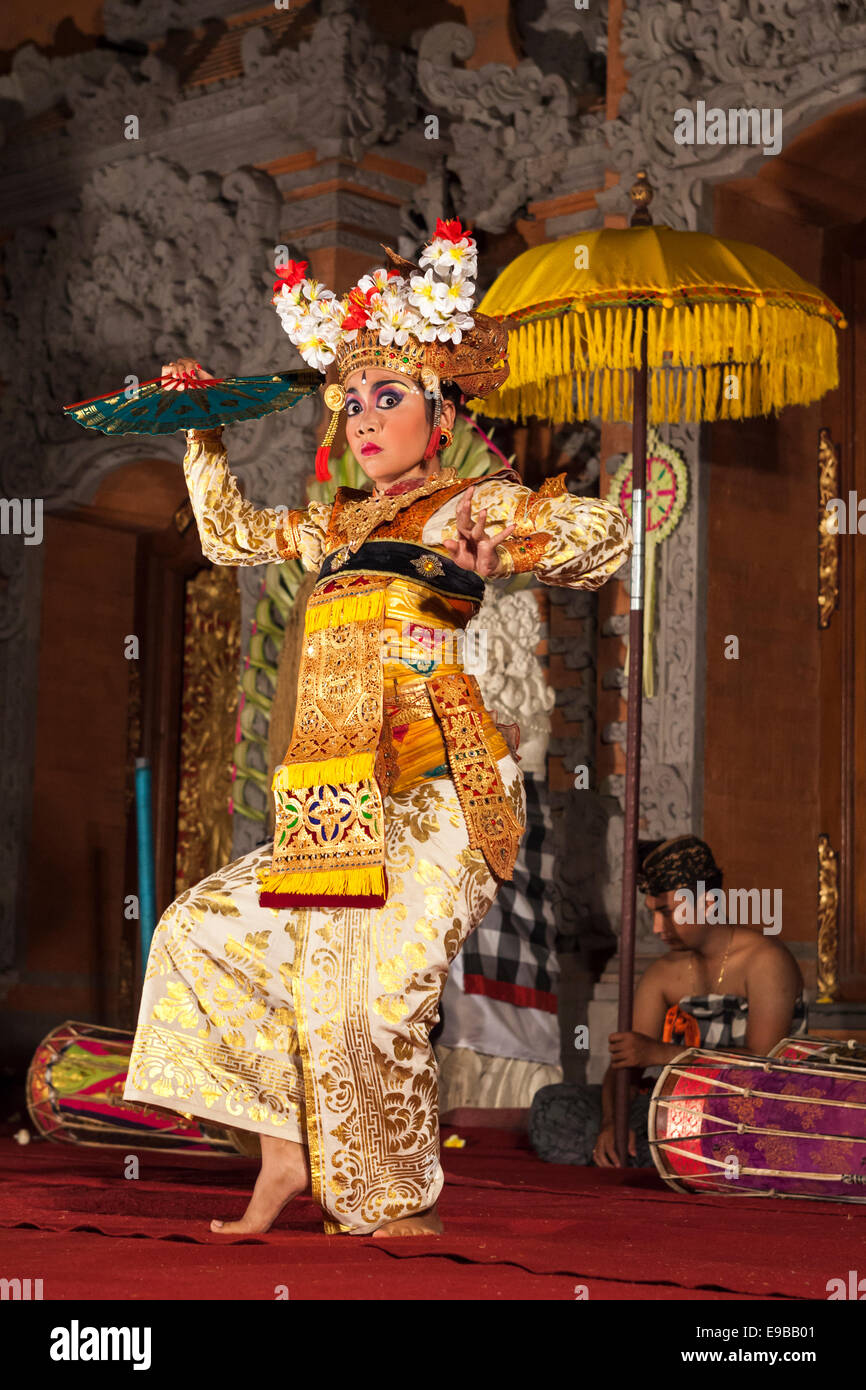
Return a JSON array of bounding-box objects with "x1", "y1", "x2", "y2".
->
[{"x1": 455, "y1": 487, "x2": 475, "y2": 535}]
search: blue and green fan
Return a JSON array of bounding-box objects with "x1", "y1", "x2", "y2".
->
[{"x1": 63, "y1": 369, "x2": 322, "y2": 435}]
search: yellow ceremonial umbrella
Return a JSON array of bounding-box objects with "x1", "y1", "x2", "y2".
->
[
  {"x1": 474, "y1": 174, "x2": 846, "y2": 1165},
  {"x1": 476, "y1": 191, "x2": 843, "y2": 426}
]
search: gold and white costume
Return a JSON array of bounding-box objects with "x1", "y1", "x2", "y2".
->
[{"x1": 124, "y1": 431, "x2": 631, "y2": 1233}]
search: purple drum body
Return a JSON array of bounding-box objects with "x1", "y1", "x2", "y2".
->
[{"x1": 650, "y1": 1048, "x2": 866, "y2": 1203}]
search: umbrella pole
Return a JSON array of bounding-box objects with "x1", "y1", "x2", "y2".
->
[{"x1": 614, "y1": 316, "x2": 648, "y2": 1166}]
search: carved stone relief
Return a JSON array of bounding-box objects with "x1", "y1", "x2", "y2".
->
[
  {"x1": 0, "y1": 150, "x2": 315, "y2": 968},
  {"x1": 0, "y1": 0, "x2": 417, "y2": 173},
  {"x1": 0, "y1": 155, "x2": 303, "y2": 503},
  {"x1": 598, "y1": 0, "x2": 866, "y2": 230},
  {"x1": 416, "y1": 22, "x2": 582, "y2": 234}
]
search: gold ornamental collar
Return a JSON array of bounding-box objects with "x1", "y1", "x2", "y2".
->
[{"x1": 333, "y1": 467, "x2": 460, "y2": 552}]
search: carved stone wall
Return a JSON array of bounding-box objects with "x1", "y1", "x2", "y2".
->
[
  {"x1": 415, "y1": 17, "x2": 608, "y2": 238},
  {"x1": 599, "y1": 0, "x2": 866, "y2": 231}
]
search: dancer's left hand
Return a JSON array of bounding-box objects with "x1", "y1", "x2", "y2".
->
[{"x1": 442, "y1": 484, "x2": 516, "y2": 578}]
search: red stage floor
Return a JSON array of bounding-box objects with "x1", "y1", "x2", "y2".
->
[{"x1": 0, "y1": 1127, "x2": 861, "y2": 1300}]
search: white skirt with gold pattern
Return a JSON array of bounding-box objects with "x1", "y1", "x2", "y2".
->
[{"x1": 123, "y1": 752, "x2": 525, "y2": 1234}]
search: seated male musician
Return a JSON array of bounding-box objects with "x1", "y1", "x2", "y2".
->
[{"x1": 529, "y1": 834, "x2": 806, "y2": 1168}]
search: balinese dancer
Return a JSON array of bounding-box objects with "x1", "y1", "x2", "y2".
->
[{"x1": 123, "y1": 218, "x2": 632, "y2": 1236}]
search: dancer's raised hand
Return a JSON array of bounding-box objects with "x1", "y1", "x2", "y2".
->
[
  {"x1": 160, "y1": 357, "x2": 217, "y2": 391},
  {"x1": 442, "y1": 484, "x2": 515, "y2": 578}
]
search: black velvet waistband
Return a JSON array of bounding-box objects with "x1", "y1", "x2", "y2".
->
[{"x1": 317, "y1": 539, "x2": 485, "y2": 602}]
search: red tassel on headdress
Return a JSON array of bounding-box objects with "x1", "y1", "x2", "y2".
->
[
  {"x1": 315, "y1": 444, "x2": 332, "y2": 482},
  {"x1": 315, "y1": 383, "x2": 345, "y2": 482},
  {"x1": 423, "y1": 425, "x2": 442, "y2": 460}
]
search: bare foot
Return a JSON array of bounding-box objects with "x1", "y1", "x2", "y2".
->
[
  {"x1": 211, "y1": 1136, "x2": 310, "y2": 1235},
  {"x1": 371, "y1": 1203, "x2": 444, "y2": 1238}
]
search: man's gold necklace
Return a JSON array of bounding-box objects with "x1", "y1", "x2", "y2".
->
[{"x1": 690, "y1": 931, "x2": 733, "y2": 993}]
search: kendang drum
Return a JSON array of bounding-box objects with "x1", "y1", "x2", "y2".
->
[
  {"x1": 648, "y1": 1046, "x2": 866, "y2": 1203},
  {"x1": 27, "y1": 1021, "x2": 245, "y2": 1155},
  {"x1": 769, "y1": 1034, "x2": 866, "y2": 1066}
]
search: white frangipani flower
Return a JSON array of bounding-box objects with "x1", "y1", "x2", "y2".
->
[
  {"x1": 435, "y1": 312, "x2": 475, "y2": 344},
  {"x1": 303, "y1": 280, "x2": 336, "y2": 306},
  {"x1": 357, "y1": 268, "x2": 403, "y2": 297},
  {"x1": 276, "y1": 281, "x2": 305, "y2": 308},
  {"x1": 408, "y1": 269, "x2": 451, "y2": 320},
  {"x1": 439, "y1": 276, "x2": 476, "y2": 314},
  {"x1": 415, "y1": 318, "x2": 446, "y2": 343},
  {"x1": 419, "y1": 236, "x2": 477, "y2": 282},
  {"x1": 368, "y1": 291, "x2": 422, "y2": 347},
  {"x1": 314, "y1": 296, "x2": 348, "y2": 331},
  {"x1": 296, "y1": 328, "x2": 339, "y2": 370}
]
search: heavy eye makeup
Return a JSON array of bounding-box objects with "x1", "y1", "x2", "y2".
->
[{"x1": 346, "y1": 386, "x2": 409, "y2": 416}]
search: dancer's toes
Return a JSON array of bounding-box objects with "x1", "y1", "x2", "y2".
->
[
  {"x1": 210, "y1": 1216, "x2": 257, "y2": 1235},
  {"x1": 209, "y1": 1162, "x2": 309, "y2": 1236}
]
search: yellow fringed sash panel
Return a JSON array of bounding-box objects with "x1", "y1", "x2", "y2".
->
[
  {"x1": 257, "y1": 575, "x2": 389, "y2": 907},
  {"x1": 275, "y1": 577, "x2": 387, "y2": 787}
]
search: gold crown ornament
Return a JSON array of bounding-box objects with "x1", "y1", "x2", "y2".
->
[{"x1": 271, "y1": 219, "x2": 510, "y2": 480}]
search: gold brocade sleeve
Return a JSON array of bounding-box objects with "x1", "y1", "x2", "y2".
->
[
  {"x1": 183, "y1": 428, "x2": 330, "y2": 570},
  {"x1": 430, "y1": 471, "x2": 632, "y2": 590}
]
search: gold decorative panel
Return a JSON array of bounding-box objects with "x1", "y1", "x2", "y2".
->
[
  {"x1": 816, "y1": 833, "x2": 839, "y2": 1003},
  {"x1": 817, "y1": 427, "x2": 839, "y2": 629},
  {"x1": 175, "y1": 566, "x2": 241, "y2": 895}
]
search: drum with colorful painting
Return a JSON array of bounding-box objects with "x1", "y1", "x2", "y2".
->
[
  {"x1": 26, "y1": 1020, "x2": 246, "y2": 1155},
  {"x1": 648, "y1": 1047, "x2": 866, "y2": 1202},
  {"x1": 769, "y1": 1035, "x2": 866, "y2": 1066}
]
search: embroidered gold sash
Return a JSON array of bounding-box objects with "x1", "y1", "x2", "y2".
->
[
  {"x1": 256, "y1": 572, "x2": 390, "y2": 908},
  {"x1": 427, "y1": 671, "x2": 525, "y2": 881}
]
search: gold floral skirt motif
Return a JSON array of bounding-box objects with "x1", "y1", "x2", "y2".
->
[{"x1": 123, "y1": 753, "x2": 525, "y2": 1234}]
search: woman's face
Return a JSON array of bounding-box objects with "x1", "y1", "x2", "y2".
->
[{"x1": 343, "y1": 365, "x2": 455, "y2": 487}]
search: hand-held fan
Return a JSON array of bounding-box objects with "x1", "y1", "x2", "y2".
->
[{"x1": 63, "y1": 369, "x2": 322, "y2": 435}]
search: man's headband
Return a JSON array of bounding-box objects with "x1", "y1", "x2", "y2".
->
[{"x1": 637, "y1": 834, "x2": 723, "y2": 896}]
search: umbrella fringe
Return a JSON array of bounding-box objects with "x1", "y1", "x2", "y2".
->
[
  {"x1": 479, "y1": 303, "x2": 839, "y2": 424},
  {"x1": 561, "y1": 310, "x2": 571, "y2": 381},
  {"x1": 614, "y1": 308, "x2": 625, "y2": 370}
]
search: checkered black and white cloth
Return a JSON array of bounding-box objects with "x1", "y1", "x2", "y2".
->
[
  {"x1": 459, "y1": 772, "x2": 559, "y2": 1014},
  {"x1": 676, "y1": 993, "x2": 808, "y2": 1049}
]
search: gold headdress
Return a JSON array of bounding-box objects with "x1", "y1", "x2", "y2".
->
[{"x1": 271, "y1": 219, "x2": 510, "y2": 479}]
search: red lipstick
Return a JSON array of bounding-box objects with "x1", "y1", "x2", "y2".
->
[{"x1": 361, "y1": 443, "x2": 382, "y2": 456}]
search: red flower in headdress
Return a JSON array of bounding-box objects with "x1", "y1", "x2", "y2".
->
[
  {"x1": 272, "y1": 259, "x2": 309, "y2": 295},
  {"x1": 341, "y1": 285, "x2": 371, "y2": 331},
  {"x1": 434, "y1": 217, "x2": 473, "y2": 243}
]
